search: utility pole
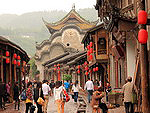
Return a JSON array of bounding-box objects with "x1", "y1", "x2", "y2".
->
[{"x1": 138, "y1": 0, "x2": 150, "y2": 112}]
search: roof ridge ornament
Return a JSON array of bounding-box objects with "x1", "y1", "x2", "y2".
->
[{"x1": 72, "y1": 3, "x2": 75, "y2": 10}]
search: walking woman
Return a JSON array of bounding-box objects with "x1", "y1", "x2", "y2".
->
[
  {"x1": 25, "y1": 82, "x2": 33, "y2": 113},
  {"x1": 13, "y1": 81, "x2": 20, "y2": 110},
  {"x1": 54, "y1": 81, "x2": 65, "y2": 113},
  {"x1": 34, "y1": 82, "x2": 44, "y2": 113},
  {"x1": 72, "y1": 80, "x2": 83, "y2": 103}
]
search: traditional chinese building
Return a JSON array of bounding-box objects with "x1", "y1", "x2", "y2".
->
[
  {"x1": 95, "y1": 0, "x2": 150, "y2": 111},
  {"x1": 0, "y1": 36, "x2": 30, "y2": 97},
  {"x1": 35, "y1": 7, "x2": 98, "y2": 81}
]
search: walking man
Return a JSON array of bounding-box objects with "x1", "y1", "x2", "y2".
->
[
  {"x1": 84, "y1": 78, "x2": 94, "y2": 103},
  {"x1": 42, "y1": 80, "x2": 51, "y2": 113},
  {"x1": 122, "y1": 76, "x2": 137, "y2": 113}
]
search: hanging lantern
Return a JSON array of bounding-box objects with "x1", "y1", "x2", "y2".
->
[
  {"x1": 87, "y1": 50, "x2": 90, "y2": 56},
  {"x1": 89, "y1": 70, "x2": 92, "y2": 73},
  {"x1": 17, "y1": 55, "x2": 21, "y2": 60},
  {"x1": 93, "y1": 68, "x2": 96, "y2": 72},
  {"x1": 78, "y1": 65, "x2": 80, "y2": 69},
  {"x1": 13, "y1": 53, "x2": 17, "y2": 59},
  {"x1": 58, "y1": 71, "x2": 60, "y2": 74},
  {"x1": 54, "y1": 68, "x2": 56, "y2": 71},
  {"x1": 17, "y1": 61, "x2": 20, "y2": 66},
  {"x1": 77, "y1": 70, "x2": 80, "y2": 74},
  {"x1": 58, "y1": 67, "x2": 60, "y2": 70},
  {"x1": 96, "y1": 67, "x2": 99, "y2": 71},
  {"x1": 57, "y1": 64, "x2": 60, "y2": 67},
  {"x1": 85, "y1": 66, "x2": 88, "y2": 71},
  {"x1": 6, "y1": 51, "x2": 10, "y2": 57},
  {"x1": 87, "y1": 45, "x2": 90, "y2": 50},
  {"x1": 54, "y1": 65, "x2": 56, "y2": 67},
  {"x1": 84, "y1": 61, "x2": 88, "y2": 66},
  {"x1": 6, "y1": 58, "x2": 10, "y2": 64},
  {"x1": 85, "y1": 71, "x2": 88, "y2": 76},
  {"x1": 90, "y1": 42, "x2": 93, "y2": 47},
  {"x1": 13, "y1": 60, "x2": 17, "y2": 65},
  {"x1": 90, "y1": 54, "x2": 93, "y2": 60},
  {"x1": 138, "y1": 29, "x2": 148, "y2": 44},
  {"x1": 90, "y1": 48, "x2": 93, "y2": 53},
  {"x1": 138, "y1": 10, "x2": 147, "y2": 24}
]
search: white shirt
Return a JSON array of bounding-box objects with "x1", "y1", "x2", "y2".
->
[
  {"x1": 42, "y1": 83, "x2": 51, "y2": 95},
  {"x1": 54, "y1": 86, "x2": 65, "y2": 100},
  {"x1": 84, "y1": 80, "x2": 94, "y2": 90},
  {"x1": 72, "y1": 84, "x2": 82, "y2": 92}
]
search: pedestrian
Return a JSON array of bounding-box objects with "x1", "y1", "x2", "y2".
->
[
  {"x1": 122, "y1": 76, "x2": 137, "y2": 113},
  {"x1": 72, "y1": 80, "x2": 83, "y2": 103},
  {"x1": 84, "y1": 77, "x2": 94, "y2": 103},
  {"x1": 91, "y1": 87, "x2": 104, "y2": 113},
  {"x1": 34, "y1": 82, "x2": 44, "y2": 113},
  {"x1": 6, "y1": 81, "x2": 11, "y2": 103},
  {"x1": 54, "y1": 81, "x2": 66, "y2": 113},
  {"x1": 64, "y1": 80, "x2": 70, "y2": 92},
  {"x1": 0, "y1": 78, "x2": 6, "y2": 110},
  {"x1": 42, "y1": 80, "x2": 51, "y2": 113},
  {"x1": 49, "y1": 80, "x2": 55, "y2": 95},
  {"x1": 25, "y1": 82, "x2": 33, "y2": 113},
  {"x1": 13, "y1": 81, "x2": 20, "y2": 110},
  {"x1": 105, "y1": 82, "x2": 111, "y2": 103},
  {"x1": 93, "y1": 80, "x2": 99, "y2": 91}
]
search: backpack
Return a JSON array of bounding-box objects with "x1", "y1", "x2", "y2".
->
[
  {"x1": 20, "y1": 90, "x2": 27, "y2": 101},
  {"x1": 63, "y1": 89, "x2": 70, "y2": 102}
]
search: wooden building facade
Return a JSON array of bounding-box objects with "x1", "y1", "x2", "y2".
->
[{"x1": 0, "y1": 36, "x2": 30, "y2": 97}]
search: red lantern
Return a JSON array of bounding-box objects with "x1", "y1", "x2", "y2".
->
[
  {"x1": 84, "y1": 61, "x2": 88, "y2": 66},
  {"x1": 58, "y1": 71, "x2": 60, "y2": 74},
  {"x1": 17, "y1": 61, "x2": 20, "y2": 66},
  {"x1": 87, "y1": 50, "x2": 90, "y2": 56},
  {"x1": 17, "y1": 55, "x2": 21, "y2": 60},
  {"x1": 93, "y1": 68, "x2": 96, "y2": 72},
  {"x1": 138, "y1": 10, "x2": 147, "y2": 24},
  {"x1": 78, "y1": 65, "x2": 80, "y2": 69},
  {"x1": 96, "y1": 67, "x2": 99, "y2": 71},
  {"x1": 54, "y1": 68, "x2": 56, "y2": 71},
  {"x1": 13, "y1": 53, "x2": 17, "y2": 59},
  {"x1": 85, "y1": 71, "x2": 88, "y2": 76},
  {"x1": 58, "y1": 67, "x2": 60, "y2": 70},
  {"x1": 6, "y1": 51, "x2": 10, "y2": 57},
  {"x1": 14, "y1": 60, "x2": 17, "y2": 65},
  {"x1": 87, "y1": 45, "x2": 90, "y2": 50},
  {"x1": 6, "y1": 58, "x2": 10, "y2": 64},
  {"x1": 89, "y1": 70, "x2": 92, "y2": 73},
  {"x1": 54, "y1": 65, "x2": 56, "y2": 67},
  {"x1": 77, "y1": 70, "x2": 80, "y2": 74},
  {"x1": 90, "y1": 54, "x2": 93, "y2": 60},
  {"x1": 90, "y1": 48, "x2": 93, "y2": 53},
  {"x1": 90, "y1": 42, "x2": 93, "y2": 47},
  {"x1": 85, "y1": 66, "x2": 88, "y2": 71},
  {"x1": 57, "y1": 64, "x2": 60, "y2": 67},
  {"x1": 138, "y1": 29, "x2": 148, "y2": 44}
]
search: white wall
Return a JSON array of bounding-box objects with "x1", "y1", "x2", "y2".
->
[{"x1": 126, "y1": 38, "x2": 136, "y2": 78}]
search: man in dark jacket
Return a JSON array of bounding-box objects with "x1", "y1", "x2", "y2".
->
[
  {"x1": 0, "y1": 78, "x2": 6, "y2": 110},
  {"x1": 14, "y1": 81, "x2": 20, "y2": 110}
]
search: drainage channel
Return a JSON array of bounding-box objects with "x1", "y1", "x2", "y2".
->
[{"x1": 76, "y1": 96, "x2": 87, "y2": 113}]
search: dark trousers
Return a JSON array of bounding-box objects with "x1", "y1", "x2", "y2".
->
[
  {"x1": 36, "y1": 102, "x2": 43, "y2": 113},
  {"x1": 0, "y1": 95, "x2": 2, "y2": 108},
  {"x1": 25, "y1": 103, "x2": 32, "y2": 113},
  {"x1": 0, "y1": 95, "x2": 5, "y2": 109},
  {"x1": 74, "y1": 92, "x2": 78, "y2": 102},
  {"x1": 14, "y1": 98, "x2": 20, "y2": 110},
  {"x1": 124, "y1": 102, "x2": 134, "y2": 113}
]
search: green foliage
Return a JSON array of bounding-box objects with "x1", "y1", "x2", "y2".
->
[{"x1": 63, "y1": 74, "x2": 72, "y2": 81}]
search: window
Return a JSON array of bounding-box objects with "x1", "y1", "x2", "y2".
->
[{"x1": 97, "y1": 38, "x2": 107, "y2": 55}]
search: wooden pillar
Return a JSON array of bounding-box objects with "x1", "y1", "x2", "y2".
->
[
  {"x1": 115, "y1": 59, "x2": 118, "y2": 88},
  {"x1": 1, "y1": 58, "x2": 3, "y2": 81}
]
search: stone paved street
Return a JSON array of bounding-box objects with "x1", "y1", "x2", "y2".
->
[{"x1": 0, "y1": 94, "x2": 125, "y2": 113}]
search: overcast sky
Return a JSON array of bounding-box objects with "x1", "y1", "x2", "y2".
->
[{"x1": 0, "y1": 0, "x2": 96, "y2": 15}]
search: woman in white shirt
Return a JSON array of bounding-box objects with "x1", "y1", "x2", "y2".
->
[
  {"x1": 72, "y1": 80, "x2": 82, "y2": 103},
  {"x1": 54, "y1": 81, "x2": 65, "y2": 113}
]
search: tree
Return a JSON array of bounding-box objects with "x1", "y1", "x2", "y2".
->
[{"x1": 63, "y1": 74, "x2": 72, "y2": 81}]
